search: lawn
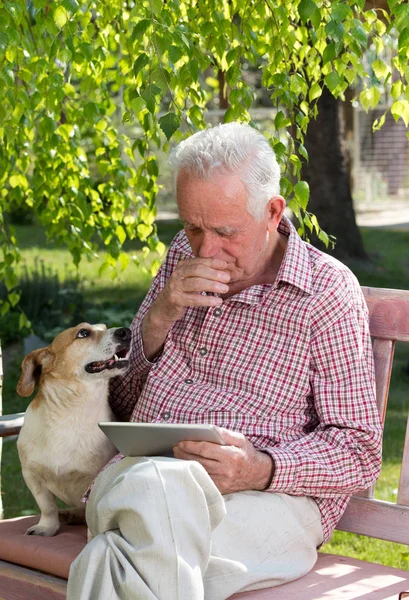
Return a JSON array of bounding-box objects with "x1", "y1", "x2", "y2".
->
[{"x1": 1, "y1": 223, "x2": 409, "y2": 569}]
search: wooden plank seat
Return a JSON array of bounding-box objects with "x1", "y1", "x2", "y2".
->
[
  {"x1": 1, "y1": 518, "x2": 409, "y2": 600},
  {"x1": 1, "y1": 286, "x2": 409, "y2": 599}
]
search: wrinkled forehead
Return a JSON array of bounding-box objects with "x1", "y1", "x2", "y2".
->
[{"x1": 50, "y1": 323, "x2": 107, "y2": 351}]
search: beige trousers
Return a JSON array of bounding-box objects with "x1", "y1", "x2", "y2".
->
[{"x1": 67, "y1": 457, "x2": 322, "y2": 600}]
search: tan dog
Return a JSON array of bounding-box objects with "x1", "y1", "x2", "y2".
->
[{"x1": 16, "y1": 322, "x2": 131, "y2": 536}]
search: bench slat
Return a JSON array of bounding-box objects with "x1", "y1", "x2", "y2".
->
[
  {"x1": 0, "y1": 412, "x2": 25, "y2": 438},
  {"x1": 362, "y1": 287, "x2": 409, "y2": 342},
  {"x1": 337, "y1": 495, "x2": 409, "y2": 545},
  {"x1": 398, "y1": 414, "x2": 409, "y2": 507},
  {"x1": 373, "y1": 338, "x2": 395, "y2": 422},
  {"x1": 0, "y1": 559, "x2": 67, "y2": 600}
]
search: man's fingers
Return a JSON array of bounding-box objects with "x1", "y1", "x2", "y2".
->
[
  {"x1": 170, "y1": 292, "x2": 223, "y2": 308},
  {"x1": 175, "y1": 440, "x2": 241, "y2": 462},
  {"x1": 180, "y1": 277, "x2": 229, "y2": 294},
  {"x1": 175, "y1": 262, "x2": 231, "y2": 284},
  {"x1": 216, "y1": 427, "x2": 247, "y2": 447},
  {"x1": 179, "y1": 257, "x2": 229, "y2": 271},
  {"x1": 173, "y1": 446, "x2": 226, "y2": 475}
]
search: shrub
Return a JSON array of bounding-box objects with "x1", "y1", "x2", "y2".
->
[{"x1": 0, "y1": 260, "x2": 86, "y2": 346}]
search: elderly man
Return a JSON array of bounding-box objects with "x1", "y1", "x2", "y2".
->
[{"x1": 67, "y1": 123, "x2": 382, "y2": 600}]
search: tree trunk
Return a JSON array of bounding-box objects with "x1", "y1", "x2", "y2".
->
[{"x1": 301, "y1": 87, "x2": 367, "y2": 260}]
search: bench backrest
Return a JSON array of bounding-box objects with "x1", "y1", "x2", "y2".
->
[{"x1": 337, "y1": 286, "x2": 409, "y2": 545}]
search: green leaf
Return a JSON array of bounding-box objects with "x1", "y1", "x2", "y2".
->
[
  {"x1": 359, "y1": 87, "x2": 381, "y2": 111},
  {"x1": 298, "y1": 0, "x2": 317, "y2": 24},
  {"x1": 118, "y1": 252, "x2": 130, "y2": 271},
  {"x1": 298, "y1": 143, "x2": 309, "y2": 162},
  {"x1": 294, "y1": 180, "x2": 310, "y2": 209},
  {"x1": 391, "y1": 100, "x2": 409, "y2": 126},
  {"x1": 324, "y1": 71, "x2": 341, "y2": 93},
  {"x1": 54, "y1": 6, "x2": 69, "y2": 28},
  {"x1": 8, "y1": 291, "x2": 20, "y2": 307},
  {"x1": 391, "y1": 81, "x2": 403, "y2": 100},
  {"x1": 398, "y1": 27, "x2": 409, "y2": 51},
  {"x1": 372, "y1": 59, "x2": 389, "y2": 79},
  {"x1": 142, "y1": 84, "x2": 161, "y2": 114},
  {"x1": 309, "y1": 83, "x2": 322, "y2": 101},
  {"x1": 274, "y1": 110, "x2": 287, "y2": 130},
  {"x1": 332, "y1": 3, "x2": 351, "y2": 21},
  {"x1": 61, "y1": 0, "x2": 79, "y2": 12},
  {"x1": 159, "y1": 112, "x2": 181, "y2": 140},
  {"x1": 351, "y1": 26, "x2": 367, "y2": 47},
  {"x1": 133, "y1": 53, "x2": 149, "y2": 77},
  {"x1": 19, "y1": 313, "x2": 31, "y2": 330},
  {"x1": 150, "y1": 0, "x2": 162, "y2": 15},
  {"x1": 372, "y1": 113, "x2": 386, "y2": 132},
  {"x1": 280, "y1": 176, "x2": 293, "y2": 198},
  {"x1": 131, "y1": 20, "x2": 151, "y2": 41},
  {"x1": 325, "y1": 20, "x2": 344, "y2": 43},
  {"x1": 318, "y1": 229, "x2": 329, "y2": 247},
  {"x1": 189, "y1": 59, "x2": 199, "y2": 82},
  {"x1": 323, "y1": 43, "x2": 336, "y2": 65},
  {"x1": 84, "y1": 102, "x2": 100, "y2": 122},
  {"x1": 168, "y1": 45, "x2": 183, "y2": 64},
  {"x1": 310, "y1": 7, "x2": 321, "y2": 30},
  {"x1": 116, "y1": 225, "x2": 126, "y2": 245},
  {"x1": 131, "y1": 96, "x2": 145, "y2": 114}
]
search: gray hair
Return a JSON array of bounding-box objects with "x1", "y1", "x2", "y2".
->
[{"x1": 168, "y1": 122, "x2": 281, "y2": 221}]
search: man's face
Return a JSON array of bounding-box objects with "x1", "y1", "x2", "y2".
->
[{"x1": 176, "y1": 169, "x2": 282, "y2": 288}]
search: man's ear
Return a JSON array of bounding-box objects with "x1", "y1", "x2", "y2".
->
[
  {"x1": 266, "y1": 196, "x2": 286, "y2": 230},
  {"x1": 17, "y1": 348, "x2": 55, "y2": 397}
]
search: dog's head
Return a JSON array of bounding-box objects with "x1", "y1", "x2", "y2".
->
[{"x1": 17, "y1": 323, "x2": 132, "y2": 397}]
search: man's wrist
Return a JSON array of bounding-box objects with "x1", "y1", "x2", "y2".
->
[{"x1": 141, "y1": 309, "x2": 172, "y2": 361}]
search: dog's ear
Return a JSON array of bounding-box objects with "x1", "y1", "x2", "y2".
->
[{"x1": 17, "y1": 348, "x2": 55, "y2": 397}]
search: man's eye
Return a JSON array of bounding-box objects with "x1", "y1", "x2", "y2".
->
[{"x1": 77, "y1": 329, "x2": 90, "y2": 338}]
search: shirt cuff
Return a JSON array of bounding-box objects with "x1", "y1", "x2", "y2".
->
[
  {"x1": 131, "y1": 319, "x2": 161, "y2": 376},
  {"x1": 264, "y1": 446, "x2": 299, "y2": 494}
]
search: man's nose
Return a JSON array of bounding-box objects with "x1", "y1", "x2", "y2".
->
[{"x1": 197, "y1": 231, "x2": 221, "y2": 258}]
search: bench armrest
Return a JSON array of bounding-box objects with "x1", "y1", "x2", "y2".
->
[{"x1": 0, "y1": 413, "x2": 25, "y2": 437}]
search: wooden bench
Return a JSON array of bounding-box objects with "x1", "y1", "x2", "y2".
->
[{"x1": 1, "y1": 285, "x2": 409, "y2": 599}]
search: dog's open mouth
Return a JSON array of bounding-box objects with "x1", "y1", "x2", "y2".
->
[{"x1": 85, "y1": 347, "x2": 130, "y2": 374}]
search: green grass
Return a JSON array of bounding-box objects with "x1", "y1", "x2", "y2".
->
[
  {"x1": 12, "y1": 219, "x2": 182, "y2": 305},
  {"x1": 2, "y1": 224, "x2": 409, "y2": 569}
]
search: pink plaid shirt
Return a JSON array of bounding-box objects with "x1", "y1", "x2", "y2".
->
[{"x1": 108, "y1": 216, "x2": 382, "y2": 543}]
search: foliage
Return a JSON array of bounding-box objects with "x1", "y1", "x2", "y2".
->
[
  {"x1": 1, "y1": 0, "x2": 409, "y2": 324},
  {"x1": 0, "y1": 259, "x2": 86, "y2": 344}
]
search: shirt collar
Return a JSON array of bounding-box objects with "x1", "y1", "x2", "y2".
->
[{"x1": 275, "y1": 215, "x2": 314, "y2": 295}]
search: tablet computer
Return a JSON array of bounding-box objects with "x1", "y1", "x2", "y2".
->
[{"x1": 98, "y1": 422, "x2": 225, "y2": 457}]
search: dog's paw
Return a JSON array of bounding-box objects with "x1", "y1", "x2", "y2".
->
[{"x1": 25, "y1": 523, "x2": 59, "y2": 536}]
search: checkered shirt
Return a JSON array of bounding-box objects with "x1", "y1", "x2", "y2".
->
[{"x1": 107, "y1": 216, "x2": 383, "y2": 543}]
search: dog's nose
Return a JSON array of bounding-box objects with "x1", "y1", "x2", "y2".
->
[{"x1": 114, "y1": 328, "x2": 131, "y2": 342}]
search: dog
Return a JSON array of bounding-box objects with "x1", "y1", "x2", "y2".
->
[{"x1": 16, "y1": 322, "x2": 131, "y2": 536}]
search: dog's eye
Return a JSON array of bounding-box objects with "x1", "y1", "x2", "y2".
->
[{"x1": 77, "y1": 329, "x2": 90, "y2": 339}]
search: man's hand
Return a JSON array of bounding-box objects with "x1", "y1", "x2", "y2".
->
[
  {"x1": 173, "y1": 428, "x2": 274, "y2": 494},
  {"x1": 142, "y1": 257, "x2": 230, "y2": 360}
]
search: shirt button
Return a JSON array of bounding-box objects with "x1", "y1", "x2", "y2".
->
[
  {"x1": 198, "y1": 347, "x2": 207, "y2": 356},
  {"x1": 161, "y1": 411, "x2": 171, "y2": 420},
  {"x1": 184, "y1": 379, "x2": 194, "y2": 384},
  {"x1": 213, "y1": 307, "x2": 222, "y2": 317}
]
